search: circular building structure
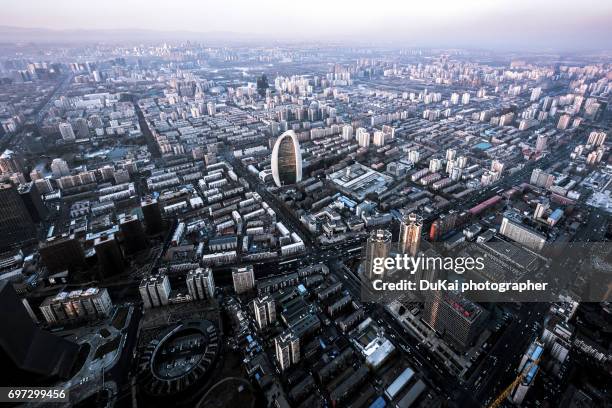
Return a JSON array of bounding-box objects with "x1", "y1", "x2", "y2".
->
[
  {"x1": 271, "y1": 130, "x2": 302, "y2": 187},
  {"x1": 137, "y1": 320, "x2": 219, "y2": 396}
]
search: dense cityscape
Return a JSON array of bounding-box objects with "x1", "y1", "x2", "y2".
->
[{"x1": 0, "y1": 22, "x2": 611, "y2": 408}]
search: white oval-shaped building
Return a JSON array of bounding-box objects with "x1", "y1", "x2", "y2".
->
[{"x1": 271, "y1": 130, "x2": 302, "y2": 187}]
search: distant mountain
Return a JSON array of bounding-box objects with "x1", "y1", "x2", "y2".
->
[{"x1": 0, "y1": 25, "x2": 264, "y2": 44}]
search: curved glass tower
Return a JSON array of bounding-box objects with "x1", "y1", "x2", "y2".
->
[{"x1": 271, "y1": 130, "x2": 302, "y2": 187}]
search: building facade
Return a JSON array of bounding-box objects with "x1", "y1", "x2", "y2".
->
[{"x1": 271, "y1": 130, "x2": 302, "y2": 187}]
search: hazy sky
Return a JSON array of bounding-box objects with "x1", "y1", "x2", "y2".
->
[{"x1": 1, "y1": 0, "x2": 611, "y2": 50}]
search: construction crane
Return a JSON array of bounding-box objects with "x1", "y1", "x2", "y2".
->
[{"x1": 487, "y1": 357, "x2": 541, "y2": 408}]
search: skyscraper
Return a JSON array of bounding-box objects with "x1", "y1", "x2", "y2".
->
[
  {"x1": 398, "y1": 213, "x2": 422, "y2": 257},
  {"x1": 271, "y1": 130, "x2": 302, "y2": 187},
  {"x1": 18, "y1": 182, "x2": 47, "y2": 222},
  {"x1": 0, "y1": 281, "x2": 80, "y2": 385},
  {"x1": 364, "y1": 229, "x2": 392, "y2": 279},
  {"x1": 39, "y1": 234, "x2": 86, "y2": 273},
  {"x1": 119, "y1": 214, "x2": 148, "y2": 255},
  {"x1": 0, "y1": 183, "x2": 37, "y2": 251},
  {"x1": 423, "y1": 290, "x2": 486, "y2": 348},
  {"x1": 94, "y1": 234, "x2": 124, "y2": 278},
  {"x1": 141, "y1": 198, "x2": 163, "y2": 234}
]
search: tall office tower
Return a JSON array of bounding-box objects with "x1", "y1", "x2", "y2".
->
[
  {"x1": 363, "y1": 229, "x2": 392, "y2": 280},
  {"x1": 232, "y1": 265, "x2": 255, "y2": 294},
  {"x1": 39, "y1": 234, "x2": 86, "y2": 273},
  {"x1": 398, "y1": 213, "x2": 423, "y2": 257},
  {"x1": 141, "y1": 198, "x2": 163, "y2": 234},
  {"x1": 271, "y1": 130, "x2": 303, "y2": 187},
  {"x1": 94, "y1": 234, "x2": 124, "y2": 278},
  {"x1": 50, "y1": 158, "x2": 70, "y2": 178},
  {"x1": 0, "y1": 183, "x2": 37, "y2": 251},
  {"x1": 207, "y1": 101, "x2": 216, "y2": 116},
  {"x1": 500, "y1": 211, "x2": 547, "y2": 251},
  {"x1": 0, "y1": 281, "x2": 80, "y2": 385},
  {"x1": 186, "y1": 267, "x2": 216, "y2": 300},
  {"x1": 373, "y1": 131, "x2": 386, "y2": 147},
  {"x1": 530, "y1": 87, "x2": 542, "y2": 102},
  {"x1": 18, "y1": 182, "x2": 47, "y2": 222},
  {"x1": 275, "y1": 331, "x2": 300, "y2": 371},
  {"x1": 450, "y1": 93, "x2": 460, "y2": 105},
  {"x1": 252, "y1": 296, "x2": 276, "y2": 330},
  {"x1": 423, "y1": 290, "x2": 486, "y2": 348},
  {"x1": 535, "y1": 134, "x2": 548, "y2": 153},
  {"x1": 73, "y1": 118, "x2": 89, "y2": 138},
  {"x1": 557, "y1": 114, "x2": 571, "y2": 130},
  {"x1": 119, "y1": 214, "x2": 148, "y2": 255},
  {"x1": 461, "y1": 92, "x2": 470, "y2": 105},
  {"x1": 0, "y1": 149, "x2": 24, "y2": 174},
  {"x1": 342, "y1": 124, "x2": 353, "y2": 141},
  {"x1": 58, "y1": 122, "x2": 76, "y2": 141}
]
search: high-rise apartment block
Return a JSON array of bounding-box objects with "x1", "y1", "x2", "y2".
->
[
  {"x1": 253, "y1": 296, "x2": 276, "y2": 330},
  {"x1": 232, "y1": 265, "x2": 255, "y2": 294},
  {"x1": 186, "y1": 267, "x2": 215, "y2": 300},
  {"x1": 275, "y1": 331, "x2": 300, "y2": 371}
]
